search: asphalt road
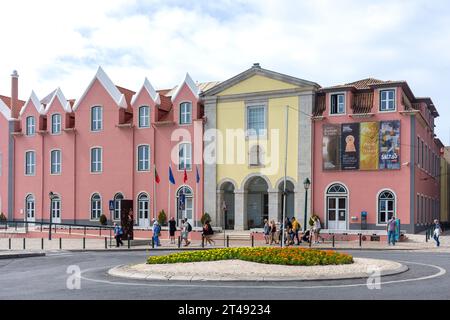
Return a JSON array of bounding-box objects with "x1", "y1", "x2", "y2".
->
[{"x1": 0, "y1": 249, "x2": 449, "y2": 300}]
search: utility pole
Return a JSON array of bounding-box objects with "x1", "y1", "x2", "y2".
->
[{"x1": 281, "y1": 105, "x2": 289, "y2": 248}]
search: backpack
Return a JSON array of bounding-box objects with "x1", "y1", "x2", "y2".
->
[
  {"x1": 118, "y1": 227, "x2": 123, "y2": 235},
  {"x1": 187, "y1": 222, "x2": 192, "y2": 232}
]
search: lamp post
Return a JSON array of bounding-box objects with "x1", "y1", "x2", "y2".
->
[
  {"x1": 48, "y1": 191, "x2": 56, "y2": 240},
  {"x1": 303, "y1": 178, "x2": 311, "y2": 232}
]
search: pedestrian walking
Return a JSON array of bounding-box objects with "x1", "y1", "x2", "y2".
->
[
  {"x1": 291, "y1": 217, "x2": 301, "y2": 245},
  {"x1": 181, "y1": 219, "x2": 191, "y2": 247},
  {"x1": 433, "y1": 219, "x2": 443, "y2": 247},
  {"x1": 263, "y1": 219, "x2": 271, "y2": 244},
  {"x1": 270, "y1": 220, "x2": 278, "y2": 245},
  {"x1": 283, "y1": 217, "x2": 293, "y2": 245},
  {"x1": 169, "y1": 217, "x2": 177, "y2": 244},
  {"x1": 152, "y1": 219, "x2": 161, "y2": 247},
  {"x1": 312, "y1": 216, "x2": 323, "y2": 244},
  {"x1": 202, "y1": 220, "x2": 215, "y2": 246},
  {"x1": 113, "y1": 222, "x2": 124, "y2": 247},
  {"x1": 387, "y1": 215, "x2": 396, "y2": 246}
]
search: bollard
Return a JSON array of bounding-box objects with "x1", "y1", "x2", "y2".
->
[
  {"x1": 40, "y1": 224, "x2": 43, "y2": 232},
  {"x1": 23, "y1": 238, "x2": 26, "y2": 250},
  {"x1": 15, "y1": 222, "x2": 17, "y2": 231},
  {"x1": 99, "y1": 228, "x2": 102, "y2": 237},
  {"x1": 8, "y1": 238, "x2": 11, "y2": 250},
  {"x1": 359, "y1": 233, "x2": 362, "y2": 247},
  {"x1": 226, "y1": 235, "x2": 230, "y2": 248},
  {"x1": 105, "y1": 237, "x2": 107, "y2": 249},
  {"x1": 83, "y1": 237, "x2": 86, "y2": 250},
  {"x1": 84, "y1": 226, "x2": 86, "y2": 236},
  {"x1": 309, "y1": 235, "x2": 312, "y2": 248},
  {"x1": 41, "y1": 238, "x2": 44, "y2": 250},
  {"x1": 128, "y1": 239, "x2": 130, "y2": 249},
  {"x1": 178, "y1": 236, "x2": 181, "y2": 248},
  {"x1": 251, "y1": 235, "x2": 254, "y2": 247},
  {"x1": 59, "y1": 238, "x2": 62, "y2": 250},
  {"x1": 426, "y1": 230, "x2": 428, "y2": 242},
  {"x1": 201, "y1": 236, "x2": 204, "y2": 248},
  {"x1": 69, "y1": 226, "x2": 71, "y2": 235},
  {"x1": 152, "y1": 238, "x2": 155, "y2": 248},
  {"x1": 332, "y1": 234, "x2": 335, "y2": 248}
]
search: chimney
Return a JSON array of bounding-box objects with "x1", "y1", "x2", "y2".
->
[{"x1": 10, "y1": 70, "x2": 19, "y2": 119}]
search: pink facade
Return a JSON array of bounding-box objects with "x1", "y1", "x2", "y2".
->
[{"x1": 312, "y1": 79, "x2": 442, "y2": 233}]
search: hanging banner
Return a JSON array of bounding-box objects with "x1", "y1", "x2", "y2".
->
[
  {"x1": 360, "y1": 122, "x2": 379, "y2": 170},
  {"x1": 322, "y1": 124, "x2": 341, "y2": 170},
  {"x1": 379, "y1": 120, "x2": 401, "y2": 170},
  {"x1": 341, "y1": 123, "x2": 360, "y2": 170}
]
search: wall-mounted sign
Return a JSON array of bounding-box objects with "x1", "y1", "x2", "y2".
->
[
  {"x1": 379, "y1": 120, "x2": 401, "y2": 170},
  {"x1": 360, "y1": 122, "x2": 379, "y2": 170},
  {"x1": 341, "y1": 123, "x2": 360, "y2": 170},
  {"x1": 322, "y1": 124, "x2": 341, "y2": 171}
]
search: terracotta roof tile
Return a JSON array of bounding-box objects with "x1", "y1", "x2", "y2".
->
[
  {"x1": 116, "y1": 86, "x2": 136, "y2": 108},
  {"x1": 0, "y1": 95, "x2": 25, "y2": 109}
]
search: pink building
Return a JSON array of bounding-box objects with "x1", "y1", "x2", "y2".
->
[
  {"x1": 7, "y1": 67, "x2": 205, "y2": 229},
  {"x1": 312, "y1": 78, "x2": 443, "y2": 233}
]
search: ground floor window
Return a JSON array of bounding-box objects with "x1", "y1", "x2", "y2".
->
[
  {"x1": 26, "y1": 195, "x2": 35, "y2": 220},
  {"x1": 114, "y1": 193, "x2": 123, "y2": 220},
  {"x1": 91, "y1": 193, "x2": 102, "y2": 220},
  {"x1": 176, "y1": 186, "x2": 193, "y2": 224},
  {"x1": 378, "y1": 190, "x2": 395, "y2": 224}
]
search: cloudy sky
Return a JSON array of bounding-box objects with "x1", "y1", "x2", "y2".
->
[{"x1": 0, "y1": 0, "x2": 449, "y2": 144}]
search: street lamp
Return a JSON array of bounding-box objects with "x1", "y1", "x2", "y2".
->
[
  {"x1": 48, "y1": 191, "x2": 56, "y2": 240},
  {"x1": 303, "y1": 178, "x2": 311, "y2": 233}
]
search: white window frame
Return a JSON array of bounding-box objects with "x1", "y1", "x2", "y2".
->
[
  {"x1": 26, "y1": 116, "x2": 36, "y2": 136},
  {"x1": 25, "y1": 150, "x2": 36, "y2": 176},
  {"x1": 113, "y1": 193, "x2": 124, "y2": 221},
  {"x1": 379, "y1": 89, "x2": 397, "y2": 112},
  {"x1": 178, "y1": 143, "x2": 192, "y2": 171},
  {"x1": 51, "y1": 194, "x2": 61, "y2": 220},
  {"x1": 90, "y1": 193, "x2": 102, "y2": 220},
  {"x1": 137, "y1": 192, "x2": 150, "y2": 222},
  {"x1": 376, "y1": 189, "x2": 397, "y2": 225},
  {"x1": 179, "y1": 102, "x2": 192, "y2": 125},
  {"x1": 176, "y1": 185, "x2": 194, "y2": 224},
  {"x1": 137, "y1": 145, "x2": 150, "y2": 172},
  {"x1": 246, "y1": 103, "x2": 267, "y2": 138},
  {"x1": 329, "y1": 92, "x2": 346, "y2": 115},
  {"x1": 25, "y1": 194, "x2": 35, "y2": 220},
  {"x1": 50, "y1": 149, "x2": 62, "y2": 175},
  {"x1": 138, "y1": 106, "x2": 150, "y2": 128},
  {"x1": 51, "y1": 113, "x2": 62, "y2": 135},
  {"x1": 91, "y1": 106, "x2": 103, "y2": 132},
  {"x1": 90, "y1": 147, "x2": 103, "y2": 173}
]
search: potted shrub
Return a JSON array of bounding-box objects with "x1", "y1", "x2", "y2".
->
[
  {"x1": 99, "y1": 214, "x2": 107, "y2": 226},
  {"x1": 158, "y1": 210, "x2": 167, "y2": 226},
  {"x1": 0, "y1": 212, "x2": 6, "y2": 223},
  {"x1": 201, "y1": 212, "x2": 212, "y2": 225}
]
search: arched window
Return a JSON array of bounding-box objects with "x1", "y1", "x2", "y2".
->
[
  {"x1": 25, "y1": 195, "x2": 35, "y2": 220},
  {"x1": 327, "y1": 184, "x2": 347, "y2": 194},
  {"x1": 91, "y1": 193, "x2": 102, "y2": 220},
  {"x1": 378, "y1": 190, "x2": 395, "y2": 224},
  {"x1": 249, "y1": 145, "x2": 265, "y2": 167},
  {"x1": 326, "y1": 184, "x2": 348, "y2": 230},
  {"x1": 138, "y1": 193, "x2": 150, "y2": 224},
  {"x1": 51, "y1": 195, "x2": 61, "y2": 222},
  {"x1": 113, "y1": 193, "x2": 124, "y2": 220},
  {"x1": 176, "y1": 186, "x2": 193, "y2": 224}
]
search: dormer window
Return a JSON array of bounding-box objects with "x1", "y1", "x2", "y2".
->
[
  {"x1": 180, "y1": 102, "x2": 192, "y2": 125},
  {"x1": 330, "y1": 94, "x2": 345, "y2": 115},
  {"x1": 51, "y1": 114, "x2": 62, "y2": 134},
  {"x1": 91, "y1": 106, "x2": 103, "y2": 131},
  {"x1": 138, "y1": 106, "x2": 150, "y2": 128},
  {"x1": 380, "y1": 90, "x2": 396, "y2": 112},
  {"x1": 26, "y1": 116, "x2": 35, "y2": 136}
]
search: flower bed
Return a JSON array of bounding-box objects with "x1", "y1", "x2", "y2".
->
[{"x1": 147, "y1": 247, "x2": 353, "y2": 266}]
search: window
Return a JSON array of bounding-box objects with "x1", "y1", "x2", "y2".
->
[
  {"x1": 51, "y1": 195, "x2": 61, "y2": 221},
  {"x1": 50, "y1": 150, "x2": 61, "y2": 174},
  {"x1": 139, "y1": 106, "x2": 150, "y2": 128},
  {"x1": 138, "y1": 193, "x2": 150, "y2": 222},
  {"x1": 249, "y1": 145, "x2": 265, "y2": 167},
  {"x1": 247, "y1": 105, "x2": 266, "y2": 137},
  {"x1": 179, "y1": 102, "x2": 192, "y2": 125},
  {"x1": 113, "y1": 193, "x2": 123, "y2": 220},
  {"x1": 416, "y1": 194, "x2": 420, "y2": 224},
  {"x1": 91, "y1": 106, "x2": 103, "y2": 131},
  {"x1": 91, "y1": 193, "x2": 102, "y2": 220},
  {"x1": 380, "y1": 90, "x2": 396, "y2": 111},
  {"x1": 91, "y1": 148, "x2": 102, "y2": 173},
  {"x1": 330, "y1": 94, "x2": 345, "y2": 115},
  {"x1": 421, "y1": 140, "x2": 424, "y2": 168},
  {"x1": 378, "y1": 190, "x2": 395, "y2": 224},
  {"x1": 51, "y1": 114, "x2": 62, "y2": 134},
  {"x1": 26, "y1": 116, "x2": 36, "y2": 136},
  {"x1": 25, "y1": 151, "x2": 36, "y2": 175},
  {"x1": 137, "y1": 145, "x2": 150, "y2": 172},
  {"x1": 176, "y1": 186, "x2": 193, "y2": 224},
  {"x1": 25, "y1": 195, "x2": 35, "y2": 220},
  {"x1": 417, "y1": 137, "x2": 420, "y2": 166},
  {"x1": 179, "y1": 143, "x2": 192, "y2": 170}
]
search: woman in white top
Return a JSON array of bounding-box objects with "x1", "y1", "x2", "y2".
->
[{"x1": 313, "y1": 216, "x2": 322, "y2": 244}]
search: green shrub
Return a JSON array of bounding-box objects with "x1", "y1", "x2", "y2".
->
[
  {"x1": 200, "y1": 212, "x2": 212, "y2": 225},
  {"x1": 158, "y1": 210, "x2": 167, "y2": 226},
  {"x1": 0, "y1": 212, "x2": 6, "y2": 222},
  {"x1": 147, "y1": 247, "x2": 353, "y2": 266},
  {"x1": 99, "y1": 214, "x2": 107, "y2": 225}
]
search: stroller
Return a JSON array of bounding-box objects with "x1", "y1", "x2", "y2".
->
[{"x1": 301, "y1": 229, "x2": 311, "y2": 243}]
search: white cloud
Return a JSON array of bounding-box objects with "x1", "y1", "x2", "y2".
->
[{"x1": 0, "y1": 0, "x2": 449, "y2": 143}]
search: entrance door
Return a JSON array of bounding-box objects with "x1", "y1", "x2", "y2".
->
[
  {"x1": 138, "y1": 193, "x2": 150, "y2": 228},
  {"x1": 177, "y1": 186, "x2": 194, "y2": 227},
  {"x1": 26, "y1": 195, "x2": 36, "y2": 223},
  {"x1": 51, "y1": 196, "x2": 61, "y2": 224},
  {"x1": 327, "y1": 197, "x2": 347, "y2": 230}
]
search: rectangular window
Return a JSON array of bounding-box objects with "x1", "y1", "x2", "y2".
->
[
  {"x1": 247, "y1": 105, "x2": 266, "y2": 137},
  {"x1": 91, "y1": 148, "x2": 102, "y2": 173},
  {"x1": 50, "y1": 150, "x2": 62, "y2": 174},
  {"x1": 26, "y1": 116, "x2": 36, "y2": 136},
  {"x1": 91, "y1": 106, "x2": 103, "y2": 131},
  {"x1": 179, "y1": 102, "x2": 192, "y2": 125},
  {"x1": 380, "y1": 89, "x2": 396, "y2": 111},
  {"x1": 51, "y1": 114, "x2": 62, "y2": 134},
  {"x1": 330, "y1": 94, "x2": 345, "y2": 115},
  {"x1": 25, "y1": 151, "x2": 36, "y2": 175},
  {"x1": 179, "y1": 143, "x2": 192, "y2": 170},
  {"x1": 137, "y1": 145, "x2": 150, "y2": 172},
  {"x1": 139, "y1": 106, "x2": 150, "y2": 128},
  {"x1": 417, "y1": 137, "x2": 420, "y2": 166},
  {"x1": 421, "y1": 140, "x2": 424, "y2": 168}
]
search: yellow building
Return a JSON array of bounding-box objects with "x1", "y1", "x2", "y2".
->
[
  {"x1": 202, "y1": 64, "x2": 320, "y2": 230},
  {"x1": 441, "y1": 147, "x2": 450, "y2": 224}
]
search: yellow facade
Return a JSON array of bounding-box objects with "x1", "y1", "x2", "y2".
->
[
  {"x1": 441, "y1": 148, "x2": 450, "y2": 223},
  {"x1": 216, "y1": 75, "x2": 300, "y2": 189}
]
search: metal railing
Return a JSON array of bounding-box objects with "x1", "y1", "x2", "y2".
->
[{"x1": 0, "y1": 220, "x2": 114, "y2": 236}]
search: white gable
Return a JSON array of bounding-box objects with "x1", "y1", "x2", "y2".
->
[
  {"x1": 131, "y1": 77, "x2": 161, "y2": 106},
  {"x1": 171, "y1": 73, "x2": 200, "y2": 102},
  {"x1": 0, "y1": 99, "x2": 11, "y2": 121},
  {"x1": 72, "y1": 66, "x2": 127, "y2": 111},
  {"x1": 19, "y1": 91, "x2": 45, "y2": 117},
  {"x1": 42, "y1": 88, "x2": 72, "y2": 115}
]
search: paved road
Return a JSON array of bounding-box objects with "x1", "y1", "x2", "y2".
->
[{"x1": 0, "y1": 250, "x2": 449, "y2": 300}]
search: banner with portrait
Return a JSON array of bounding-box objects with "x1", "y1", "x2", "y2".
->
[
  {"x1": 359, "y1": 122, "x2": 379, "y2": 170},
  {"x1": 322, "y1": 124, "x2": 341, "y2": 170},
  {"x1": 341, "y1": 123, "x2": 360, "y2": 170},
  {"x1": 379, "y1": 121, "x2": 401, "y2": 170}
]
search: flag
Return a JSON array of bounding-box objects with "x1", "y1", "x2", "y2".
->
[
  {"x1": 169, "y1": 166, "x2": 176, "y2": 185},
  {"x1": 183, "y1": 168, "x2": 188, "y2": 184},
  {"x1": 154, "y1": 167, "x2": 160, "y2": 184},
  {"x1": 196, "y1": 165, "x2": 200, "y2": 184}
]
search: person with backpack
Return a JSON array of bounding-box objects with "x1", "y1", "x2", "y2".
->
[
  {"x1": 169, "y1": 217, "x2": 177, "y2": 244},
  {"x1": 433, "y1": 219, "x2": 443, "y2": 247},
  {"x1": 387, "y1": 215, "x2": 397, "y2": 246},
  {"x1": 181, "y1": 219, "x2": 191, "y2": 247},
  {"x1": 152, "y1": 219, "x2": 161, "y2": 247},
  {"x1": 203, "y1": 220, "x2": 215, "y2": 246},
  {"x1": 113, "y1": 222, "x2": 124, "y2": 247}
]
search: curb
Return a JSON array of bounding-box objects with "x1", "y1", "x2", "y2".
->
[
  {"x1": 107, "y1": 259, "x2": 409, "y2": 282},
  {"x1": 0, "y1": 252, "x2": 46, "y2": 260}
]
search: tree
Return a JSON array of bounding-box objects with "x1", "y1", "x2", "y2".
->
[
  {"x1": 201, "y1": 212, "x2": 212, "y2": 225},
  {"x1": 99, "y1": 214, "x2": 107, "y2": 225},
  {"x1": 158, "y1": 210, "x2": 167, "y2": 226}
]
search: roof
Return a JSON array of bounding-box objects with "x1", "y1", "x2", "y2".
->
[
  {"x1": 41, "y1": 88, "x2": 72, "y2": 114},
  {"x1": 170, "y1": 73, "x2": 200, "y2": 102},
  {"x1": 130, "y1": 78, "x2": 160, "y2": 106},
  {"x1": 20, "y1": 91, "x2": 45, "y2": 116},
  {"x1": 320, "y1": 78, "x2": 405, "y2": 91},
  {"x1": 0, "y1": 95, "x2": 25, "y2": 109},
  {"x1": 116, "y1": 86, "x2": 136, "y2": 109}
]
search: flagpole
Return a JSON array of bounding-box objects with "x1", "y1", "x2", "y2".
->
[
  {"x1": 153, "y1": 165, "x2": 157, "y2": 220},
  {"x1": 195, "y1": 171, "x2": 198, "y2": 228}
]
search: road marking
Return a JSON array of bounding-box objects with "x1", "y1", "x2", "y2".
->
[{"x1": 79, "y1": 260, "x2": 447, "y2": 290}]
